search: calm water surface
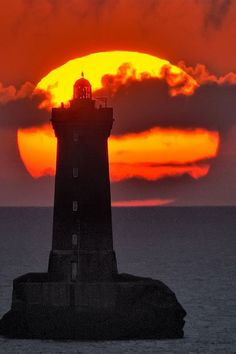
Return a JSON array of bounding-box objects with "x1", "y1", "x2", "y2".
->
[{"x1": 0, "y1": 207, "x2": 235, "y2": 354}]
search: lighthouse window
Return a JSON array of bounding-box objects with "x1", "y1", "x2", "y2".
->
[
  {"x1": 73, "y1": 131, "x2": 79, "y2": 143},
  {"x1": 72, "y1": 233, "x2": 78, "y2": 246},
  {"x1": 73, "y1": 167, "x2": 78, "y2": 178},
  {"x1": 72, "y1": 201, "x2": 78, "y2": 211},
  {"x1": 71, "y1": 262, "x2": 77, "y2": 281}
]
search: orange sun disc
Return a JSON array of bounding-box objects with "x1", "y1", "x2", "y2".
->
[{"x1": 36, "y1": 51, "x2": 197, "y2": 108}]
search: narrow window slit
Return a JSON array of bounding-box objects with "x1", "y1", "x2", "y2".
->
[
  {"x1": 73, "y1": 201, "x2": 78, "y2": 211},
  {"x1": 72, "y1": 233, "x2": 78, "y2": 246},
  {"x1": 73, "y1": 167, "x2": 78, "y2": 178},
  {"x1": 71, "y1": 262, "x2": 77, "y2": 281}
]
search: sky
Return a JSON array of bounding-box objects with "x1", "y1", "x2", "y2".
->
[{"x1": 0, "y1": 0, "x2": 236, "y2": 206}]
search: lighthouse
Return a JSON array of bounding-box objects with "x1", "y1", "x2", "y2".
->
[
  {"x1": 48, "y1": 74, "x2": 117, "y2": 282},
  {"x1": 0, "y1": 74, "x2": 186, "y2": 340}
]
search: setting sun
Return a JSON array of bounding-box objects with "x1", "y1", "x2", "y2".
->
[
  {"x1": 36, "y1": 51, "x2": 197, "y2": 108},
  {"x1": 15, "y1": 51, "x2": 219, "y2": 184},
  {"x1": 17, "y1": 124, "x2": 219, "y2": 182}
]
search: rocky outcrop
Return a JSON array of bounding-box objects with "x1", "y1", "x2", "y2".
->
[{"x1": 0, "y1": 273, "x2": 186, "y2": 340}]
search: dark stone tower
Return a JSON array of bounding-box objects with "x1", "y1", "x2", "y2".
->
[
  {"x1": 0, "y1": 74, "x2": 186, "y2": 340},
  {"x1": 48, "y1": 75, "x2": 117, "y2": 282}
]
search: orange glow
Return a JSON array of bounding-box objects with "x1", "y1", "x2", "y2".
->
[
  {"x1": 36, "y1": 51, "x2": 197, "y2": 108},
  {"x1": 18, "y1": 52, "x2": 217, "y2": 185},
  {"x1": 17, "y1": 125, "x2": 57, "y2": 178},
  {"x1": 109, "y1": 128, "x2": 219, "y2": 166},
  {"x1": 112, "y1": 199, "x2": 175, "y2": 207},
  {"x1": 17, "y1": 124, "x2": 219, "y2": 182},
  {"x1": 109, "y1": 163, "x2": 210, "y2": 182}
]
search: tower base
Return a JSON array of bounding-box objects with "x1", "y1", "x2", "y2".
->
[{"x1": 0, "y1": 273, "x2": 186, "y2": 340}]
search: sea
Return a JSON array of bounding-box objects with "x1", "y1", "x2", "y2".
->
[{"x1": 0, "y1": 206, "x2": 235, "y2": 354}]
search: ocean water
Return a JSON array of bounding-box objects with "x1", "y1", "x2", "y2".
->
[{"x1": 0, "y1": 206, "x2": 235, "y2": 354}]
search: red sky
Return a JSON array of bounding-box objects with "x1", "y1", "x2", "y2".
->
[{"x1": 0, "y1": 0, "x2": 236, "y2": 206}]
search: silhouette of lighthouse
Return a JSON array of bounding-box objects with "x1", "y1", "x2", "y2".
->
[
  {"x1": 0, "y1": 73, "x2": 186, "y2": 340},
  {"x1": 48, "y1": 73, "x2": 117, "y2": 282}
]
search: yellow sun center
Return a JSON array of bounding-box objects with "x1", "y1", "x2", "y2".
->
[
  {"x1": 17, "y1": 50, "x2": 217, "y2": 195},
  {"x1": 36, "y1": 50, "x2": 197, "y2": 107}
]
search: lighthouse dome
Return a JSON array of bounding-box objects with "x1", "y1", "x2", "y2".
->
[{"x1": 73, "y1": 73, "x2": 92, "y2": 100}]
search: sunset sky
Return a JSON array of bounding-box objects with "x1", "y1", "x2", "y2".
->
[{"x1": 1, "y1": 0, "x2": 236, "y2": 206}]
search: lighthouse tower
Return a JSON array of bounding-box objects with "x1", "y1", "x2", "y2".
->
[
  {"x1": 48, "y1": 74, "x2": 117, "y2": 282},
  {"x1": 0, "y1": 74, "x2": 186, "y2": 341}
]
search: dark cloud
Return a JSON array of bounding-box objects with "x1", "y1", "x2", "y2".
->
[
  {"x1": 4, "y1": 68, "x2": 236, "y2": 136},
  {"x1": 0, "y1": 90, "x2": 50, "y2": 129},
  {"x1": 111, "y1": 175, "x2": 193, "y2": 203},
  {"x1": 1, "y1": 75, "x2": 236, "y2": 205},
  {"x1": 0, "y1": 126, "x2": 54, "y2": 206},
  {"x1": 178, "y1": 61, "x2": 236, "y2": 85},
  {"x1": 111, "y1": 133, "x2": 236, "y2": 206},
  {"x1": 110, "y1": 123, "x2": 236, "y2": 206},
  {"x1": 203, "y1": 0, "x2": 232, "y2": 30},
  {"x1": 0, "y1": 128, "x2": 27, "y2": 180},
  {"x1": 0, "y1": 175, "x2": 54, "y2": 206},
  {"x1": 0, "y1": 81, "x2": 34, "y2": 104},
  {"x1": 100, "y1": 78, "x2": 236, "y2": 135}
]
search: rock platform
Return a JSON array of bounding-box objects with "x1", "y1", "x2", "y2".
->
[{"x1": 0, "y1": 272, "x2": 186, "y2": 340}]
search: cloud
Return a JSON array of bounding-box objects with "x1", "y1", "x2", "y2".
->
[
  {"x1": 0, "y1": 81, "x2": 34, "y2": 104},
  {"x1": 97, "y1": 62, "x2": 197, "y2": 99},
  {"x1": 1, "y1": 73, "x2": 236, "y2": 206},
  {"x1": 178, "y1": 61, "x2": 236, "y2": 85},
  {"x1": 4, "y1": 61, "x2": 236, "y2": 136},
  {"x1": 111, "y1": 124, "x2": 236, "y2": 206},
  {"x1": 2, "y1": 60, "x2": 236, "y2": 135},
  {"x1": 202, "y1": 0, "x2": 232, "y2": 30},
  {"x1": 110, "y1": 155, "x2": 236, "y2": 206},
  {"x1": 0, "y1": 174, "x2": 54, "y2": 206},
  {"x1": 0, "y1": 87, "x2": 50, "y2": 129},
  {"x1": 111, "y1": 174, "x2": 194, "y2": 203},
  {"x1": 101, "y1": 77, "x2": 236, "y2": 135}
]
